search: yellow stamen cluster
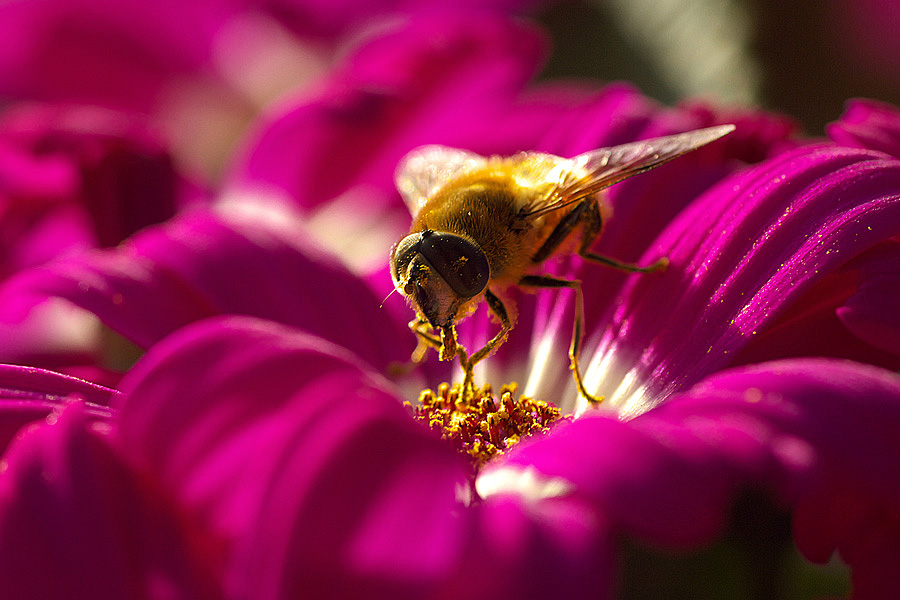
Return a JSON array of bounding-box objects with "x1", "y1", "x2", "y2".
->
[{"x1": 407, "y1": 382, "x2": 565, "y2": 474}]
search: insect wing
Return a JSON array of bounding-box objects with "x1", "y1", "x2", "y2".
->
[
  {"x1": 395, "y1": 145, "x2": 487, "y2": 217},
  {"x1": 522, "y1": 124, "x2": 735, "y2": 219}
]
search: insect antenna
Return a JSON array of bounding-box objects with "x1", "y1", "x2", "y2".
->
[{"x1": 380, "y1": 286, "x2": 401, "y2": 309}]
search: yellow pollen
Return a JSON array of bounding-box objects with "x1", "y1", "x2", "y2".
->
[{"x1": 406, "y1": 381, "x2": 566, "y2": 476}]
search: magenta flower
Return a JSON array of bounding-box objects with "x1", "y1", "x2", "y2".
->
[
  {"x1": 2, "y1": 13, "x2": 900, "y2": 599},
  {"x1": 1, "y1": 112, "x2": 899, "y2": 596},
  {"x1": 0, "y1": 0, "x2": 549, "y2": 177},
  {"x1": 0, "y1": 16, "x2": 794, "y2": 383},
  {"x1": 1, "y1": 321, "x2": 900, "y2": 597},
  {"x1": 0, "y1": 103, "x2": 196, "y2": 276},
  {"x1": 0, "y1": 103, "x2": 201, "y2": 384}
]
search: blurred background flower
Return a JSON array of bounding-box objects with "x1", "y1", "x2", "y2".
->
[
  {"x1": 1, "y1": 0, "x2": 900, "y2": 598},
  {"x1": 3, "y1": 0, "x2": 899, "y2": 180}
]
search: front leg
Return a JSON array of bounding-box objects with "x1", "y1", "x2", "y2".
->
[
  {"x1": 407, "y1": 293, "x2": 514, "y2": 398},
  {"x1": 466, "y1": 289, "x2": 513, "y2": 366},
  {"x1": 393, "y1": 318, "x2": 470, "y2": 380},
  {"x1": 388, "y1": 318, "x2": 442, "y2": 377},
  {"x1": 460, "y1": 289, "x2": 514, "y2": 396},
  {"x1": 408, "y1": 317, "x2": 441, "y2": 363}
]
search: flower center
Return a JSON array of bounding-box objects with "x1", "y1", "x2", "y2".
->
[{"x1": 407, "y1": 382, "x2": 566, "y2": 475}]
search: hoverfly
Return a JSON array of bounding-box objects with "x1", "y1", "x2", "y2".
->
[{"x1": 390, "y1": 125, "x2": 735, "y2": 402}]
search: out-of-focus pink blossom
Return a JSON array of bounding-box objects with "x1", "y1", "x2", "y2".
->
[
  {"x1": 0, "y1": 0, "x2": 549, "y2": 177},
  {"x1": 0, "y1": 104, "x2": 202, "y2": 383},
  {"x1": 0, "y1": 10, "x2": 899, "y2": 599},
  {"x1": 0, "y1": 104, "x2": 198, "y2": 277}
]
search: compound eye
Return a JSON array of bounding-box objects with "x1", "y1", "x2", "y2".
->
[
  {"x1": 391, "y1": 234, "x2": 421, "y2": 283},
  {"x1": 417, "y1": 231, "x2": 489, "y2": 298}
]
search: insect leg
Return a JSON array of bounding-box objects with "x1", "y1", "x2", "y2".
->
[
  {"x1": 519, "y1": 274, "x2": 603, "y2": 404},
  {"x1": 456, "y1": 289, "x2": 513, "y2": 395},
  {"x1": 388, "y1": 318, "x2": 441, "y2": 377},
  {"x1": 577, "y1": 200, "x2": 668, "y2": 272},
  {"x1": 409, "y1": 317, "x2": 441, "y2": 362},
  {"x1": 467, "y1": 289, "x2": 513, "y2": 366},
  {"x1": 530, "y1": 200, "x2": 589, "y2": 263}
]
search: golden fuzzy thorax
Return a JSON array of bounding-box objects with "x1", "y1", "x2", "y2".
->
[{"x1": 410, "y1": 169, "x2": 571, "y2": 286}]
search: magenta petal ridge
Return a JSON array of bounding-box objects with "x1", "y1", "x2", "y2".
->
[
  {"x1": 0, "y1": 364, "x2": 116, "y2": 453},
  {"x1": 0, "y1": 363, "x2": 117, "y2": 406},
  {"x1": 584, "y1": 145, "x2": 900, "y2": 415},
  {"x1": 0, "y1": 402, "x2": 219, "y2": 599},
  {"x1": 114, "y1": 316, "x2": 479, "y2": 597},
  {"x1": 490, "y1": 358, "x2": 900, "y2": 594},
  {"x1": 0, "y1": 211, "x2": 410, "y2": 370},
  {"x1": 827, "y1": 98, "x2": 900, "y2": 158}
]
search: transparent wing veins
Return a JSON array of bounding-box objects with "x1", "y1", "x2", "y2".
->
[
  {"x1": 521, "y1": 124, "x2": 736, "y2": 220},
  {"x1": 395, "y1": 145, "x2": 487, "y2": 217}
]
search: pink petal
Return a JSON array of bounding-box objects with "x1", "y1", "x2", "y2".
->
[
  {"x1": 827, "y1": 98, "x2": 900, "y2": 158},
  {"x1": 269, "y1": 1, "x2": 547, "y2": 38},
  {"x1": 0, "y1": 211, "x2": 410, "y2": 371},
  {"x1": 228, "y1": 14, "x2": 560, "y2": 224},
  {"x1": 0, "y1": 103, "x2": 198, "y2": 245},
  {"x1": 483, "y1": 413, "x2": 739, "y2": 547},
  {"x1": 0, "y1": 364, "x2": 116, "y2": 453},
  {"x1": 729, "y1": 266, "x2": 900, "y2": 370},
  {"x1": 489, "y1": 358, "x2": 900, "y2": 596},
  {"x1": 583, "y1": 145, "x2": 900, "y2": 416},
  {"x1": 226, "y1": 375, "x2": 468, "y2": 599},
  {"x1": 0, "y1": 0, "x2": 226, "y2": 111},
  {"x1": 447, "y1": 495, "x2": 612, "y2": 600},
  {"x1": 0, "y1": 402, "x2": 220, "y2": 599},
  {"x1": 116, "y1": 315, "x2": 609, "y2": 597},
  {"x1": 835, "y1": 241, "x2": 900, "y2": 354},
  {"x1": 0, "y1": 103, "x2": 198, "y2": 283},
  {"x1": 115, "y1": 316, "x2": 454, "y2": 550}
]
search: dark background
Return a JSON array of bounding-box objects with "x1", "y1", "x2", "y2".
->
[{"x1": 538, "y1": 0, "x2": 900, "y2": 134}]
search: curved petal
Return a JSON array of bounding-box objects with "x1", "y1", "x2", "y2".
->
[
  {"x1": 228, "y1": 15, "x2": 549, "y2": 215},
  {"x1": 0, "y1": 0, "x2": 227, "y2": 111},
  {"x1": 0, "y1": 402, "x2": 220, "y2": 599},
  {"x1": 446, "y1": 495, "x2": 612, "y2": 600},
  {"x1": 0, "y1": 364, "x2": 116, "y2": 453},
  {"x1": 0, "y1": 103, "x2": 198, "y2": 283},
  {"x1": 0, "y1": 210, "x2": 410, "y2": 371},
  {"x1": 226, "y1": 374, "x2": 469, "y2": 599},
  {"x1": 117, "y1": 315, "x2": 610, "y2": 598},
  {"x1": 581, "y1": 145, "x2": 900, "y2": 416},
  {"x1": 518, "y1": 107, "x2": 799, "y2": 404},
  {"x1": 827, "y1": 98, "x2": 900, "y2": 159},
  {"x1": 115, "y1": 316, "x2": 458, "y2": 552},
  {"x1": 673, "y1": 360, "x2": 900, "y2": 597},
  {"x1": 481, "y1": 413, "x2": 740, "y2": 548},
  {"x1": 0, "y1": 103, "x2": 199, "y2": 247},
  {"x1": 486, "y1": 358, "x2": 900, "y2": 595},
  {"x1": 835, "y1": 241, "x2": 900, "y2": 355},
  {"x1": 237, "y1": 447, "x2": 612, "y2": 599}
]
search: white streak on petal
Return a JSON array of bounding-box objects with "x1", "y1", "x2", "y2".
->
[
  {"x1": 476, "y1": 465, "x2": 574, "y2": 502},
  {"x1": 580, "y1": 344, "x2": 655, "y2": 419}
]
